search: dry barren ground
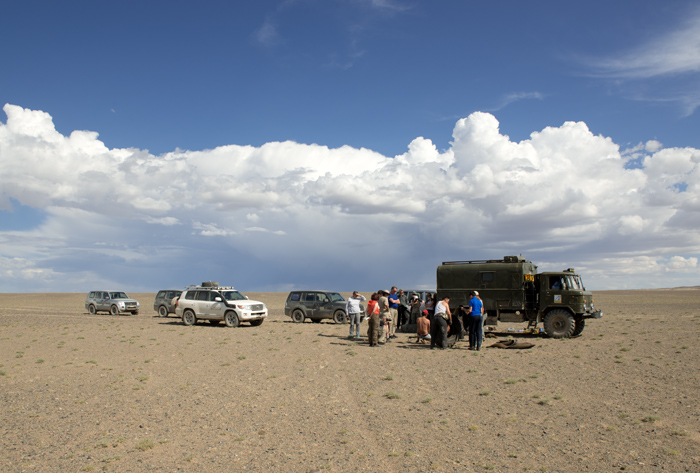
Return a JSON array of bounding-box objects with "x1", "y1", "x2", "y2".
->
[{"x1": 1, "y1": 290, "x2": 699, "y2": 472}]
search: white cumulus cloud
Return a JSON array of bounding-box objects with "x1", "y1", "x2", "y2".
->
[{"x1": 1, "y1": 103, "x2": 699, "y2": 291}]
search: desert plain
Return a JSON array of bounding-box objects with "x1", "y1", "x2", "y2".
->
[{"x1": 0, "y1": 289, "x2": 699, "y2": 472}]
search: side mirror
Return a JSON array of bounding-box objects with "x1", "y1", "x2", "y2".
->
[{"x1": 214, "y1": 297, "x2": 222, "y2": 302}]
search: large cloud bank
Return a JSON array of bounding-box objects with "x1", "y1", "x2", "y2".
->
[{"x1": 1, "y1": 104, "x2": 699, "y2": 292}]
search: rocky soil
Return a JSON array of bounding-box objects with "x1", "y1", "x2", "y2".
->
[{"x1": 0, "y1": 289, "x2": 699, "y2": 472}]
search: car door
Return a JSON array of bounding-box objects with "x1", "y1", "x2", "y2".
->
[
  {"x1": 315, "y1": 292, "x2": 333, "y2": 319},
  {"x1": 98, "y1": 292, "x2": 110, "y2": 311},
  {"x1": 302, "y1": 292, "x2": 317, "y2": 318},
  {"x1": 194, "y1": 290, "x2": 211, "y2": 317},
  {"x1": 207, "y1": 291, "x2": 226, "y2": 318}
]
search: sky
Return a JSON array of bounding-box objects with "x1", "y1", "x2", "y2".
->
[{"x1": 1, "y1": 0, "x2": 700, "y2": 293}]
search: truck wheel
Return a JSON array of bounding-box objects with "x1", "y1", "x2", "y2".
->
[
  {"x1": 88, "y1": 304, "x2": 97, "y2": 315},
  {"x1": 158, "y1": 305, "x2": 168, "y2": 317},
  {"x1": 224, "y1": 311, "x2": 240, "y2": 328},
  {"x1": 292, "y1": 310, "x2": 305, "y2": 323},
  {"x1": 182, "y1": 309, "x2": 197, "y2": 326},
  {"x1": 333, "y1": 311, "x2": 346, "y2": 324},
  {"x1": 572, "y1": 318, "x2": 586, "y2": 337},
  {"x1": 249, "y1": 319, "x2": 263, "y2": 327},
  {"x1": 110, "y1": 305, "x2": 120, "y2": 316},
  {"x1": 543, "y1": 310, "x2": 575, "y2": 338}
]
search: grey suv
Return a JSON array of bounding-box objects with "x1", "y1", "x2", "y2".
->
[
  {"x1": 85, "y1": 291, "x2": 140, "y2": 315},
  {"x1": 153, "y1": 289, "x2": 183, "y2": 317},
  {"x1": 175, "y1": 283, "x2": 268, "y2": 327},
  {"x1": 284, "y1": 291, "x2": 352, "y2": 324}
]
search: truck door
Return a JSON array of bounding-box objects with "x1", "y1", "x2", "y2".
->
[{"x1": 542, "y1": 275, "x2": 566, "y2": 307}]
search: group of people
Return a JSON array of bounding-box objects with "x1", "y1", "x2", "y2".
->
[{"x1": 345, "y1": 288, "x2": 485, "y2": 350}]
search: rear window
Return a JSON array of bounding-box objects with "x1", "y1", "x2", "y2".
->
[
  {"x1": 156, "y1": 291, "x2": 166, "y2": 299},
  {"x1": 184, "y1": 291, "x2": 196, "y2": 300},
  {"x1": 289, "y1": 292, "x2": 301, "y2": 301}
]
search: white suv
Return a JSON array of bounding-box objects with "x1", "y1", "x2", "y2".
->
[{"x1": 175, "y1": 283, "x2": 268, "y2": 327}]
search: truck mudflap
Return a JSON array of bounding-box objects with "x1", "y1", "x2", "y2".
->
[{"x1": 585, "y1": 310, "x2": 603, "y2": 319}]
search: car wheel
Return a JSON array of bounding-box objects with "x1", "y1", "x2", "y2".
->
[
  {"x1": 543, "y1": 309, "x2": 575, "y2": 338},
  {"x1": 158, "y1": 305, "x2": 168, "y2": 317},
  {"x1": 182, "y1": 309, "x2": 197, "y2": 326},
  {"x1": 224, "y1": 311, "x2": 240, "y2": 328},
  {"x1": 110, "y1": 305, "x2": 119, "y2": 316},
  {"x1": 88, "y1": 304, "x2": 97, "y2": 315},
  {"x1": 333, "y1": 310, "x2": 346, "y2": 324},
  {"x1": 249, "y1": 319, "x2": 263, "y2": 326},
  {"x1": 292, "y1": 310, "x2": 305, "y2": 323}
]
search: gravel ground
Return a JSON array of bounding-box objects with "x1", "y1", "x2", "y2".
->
[{"x1": 0, "y1": 289, "x2": 699, "y2": 472}]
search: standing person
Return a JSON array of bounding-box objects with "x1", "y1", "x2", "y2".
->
[
  {"x1": 366, "y1": 293, "x2": 380, "y2": 347},
  {"x1": 415, "y1": 309, "x2": 431, "y2": 344},
  {"x1": 397, "y1": 289, "x2": 409, "y2": 331},
  {"x1": 449, "y1": 305, "x2": 465, "y2": 341},
  {"x1": 387, "y1": 287, "x2": 399, "y2": 339},
  {"x1": 467, "y1": 291, "x2": 484, "y2": 350},
  {"x1": 409, "y1": 293, "x2": 422, "y2": 324},
  {"x1": 378, "y1": 290, "x2": 390, "y2": 344},
  {"x1": 424, "y1": 293, "x2": 435, "y2": 318},
  {"x1": 346, "y1": 291, "x2": 366, "y2": 339},
  {"x1": 431, "y1": 296, "x2": 451, "y2": 349}
]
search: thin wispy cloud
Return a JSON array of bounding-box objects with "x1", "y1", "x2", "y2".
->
[
  {"x1": 581, "y1": 9, "x2": 700, "y2": 115},
  {"x1": 487, "y1": 92, "x2": 545, "y2": 112}
]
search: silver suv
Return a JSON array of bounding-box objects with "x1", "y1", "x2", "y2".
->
[
  {"x1": 85, "y1": 291, "x2": 140, "y2": 315},
  {"x1": 175, "y1": 283, "x2": 268, "y2": 327}
]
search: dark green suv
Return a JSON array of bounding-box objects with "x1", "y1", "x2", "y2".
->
[{"x1": 284, "y1": 291, "x2": 352, "y2": 324}]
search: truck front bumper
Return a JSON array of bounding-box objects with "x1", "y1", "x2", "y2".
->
[{"x1": 584, "y1": 310, "x2": 603, "y2": 319}]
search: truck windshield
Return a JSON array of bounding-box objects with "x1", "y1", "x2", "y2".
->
[
  {"x1": 222, "y1": 291, "x2": 247, "y2": 301},
  {"x1": 565, "y1": 275, "x2": 581, "y2": 290},
  {"x1": 109, "y1": 292, "x2": 129, "y2": 299}
]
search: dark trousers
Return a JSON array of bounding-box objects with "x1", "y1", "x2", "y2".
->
[
  {"x1": 468, "y1": 314, "x2": 483, "y2": 348},
  {"x1": 367, "y1": 313, "x2": 380, "y2": 346},
  {"x1": 398, "y1": 306, "x2": 409, "y2": 327},
  {"x1": 431, "y1": 315, "x2": 448, "y2": 348}
]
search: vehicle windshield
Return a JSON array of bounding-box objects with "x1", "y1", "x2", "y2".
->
[
  {"x1": 328, "y1": 293, "x2": 345, "y2": 302},
  {"x1": 222, "y1": 291, "x2": 247, "y2": 301},
  {"x1": 109, "y1": 292, "x2": 129, "y2": 299},
  {"x1": 565, "y1": 275, "x2": 586, "y2": 290}
]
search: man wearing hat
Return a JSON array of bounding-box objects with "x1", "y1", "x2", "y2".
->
[
  {"x1": 468, "y1": 291, "x2": 484, "y2": 350},
  {"x1": 346, "y1": 291, "x2": 366, "y2": 339}
]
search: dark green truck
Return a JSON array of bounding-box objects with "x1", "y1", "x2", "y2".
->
[{"x1": 436, "y1": 256, "x2": 602, "y2": 338}]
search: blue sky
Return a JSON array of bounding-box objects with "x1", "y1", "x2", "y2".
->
[{"x1": 1, "y1": 0, "x2": 700, "y2": 293}]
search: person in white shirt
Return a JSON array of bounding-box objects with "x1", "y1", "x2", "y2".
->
[
  {"x1": 431, "y1": 296, "x2": 451, "y2": 349},
  {"x1": 346, "y1": 291, "x2": 366, "y2": 339}
]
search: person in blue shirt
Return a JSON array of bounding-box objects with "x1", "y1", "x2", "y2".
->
[{"x1": 468, "y1": 291, "x2": 484, "y2": 350}]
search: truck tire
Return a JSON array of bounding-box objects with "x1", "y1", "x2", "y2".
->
[
  {"x1": 158, "y1": 305, "x2": 168, "y2": 317},
  {"x1": 249, "y1": 319, "x2": 263, "y2": 326},
  {"x1": 110, "y1": 305, "x2": 120, "y2": 316},
  {"x1": 572, "y1": 318, "x2": 585, "y2": 337},
  {"x1": 333, "y1": 311, "x2": 346, "y2": 324},
  {"x1": 88, "y1": 304, "x2": 97, "y2": 315},
  {"x1": 543, "y1": 309, "x2": 575, "y2": 338},
  {"x1": 292, "y1": 310, "x2": 305, "y2": 323}
]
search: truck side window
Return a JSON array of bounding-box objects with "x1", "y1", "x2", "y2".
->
[
  {"x1": 550, "y1": 277, "x2": 563, "y2": 289},
  {"x1": 480, "y1": 272, "x2": 494, "y2": 282}
]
